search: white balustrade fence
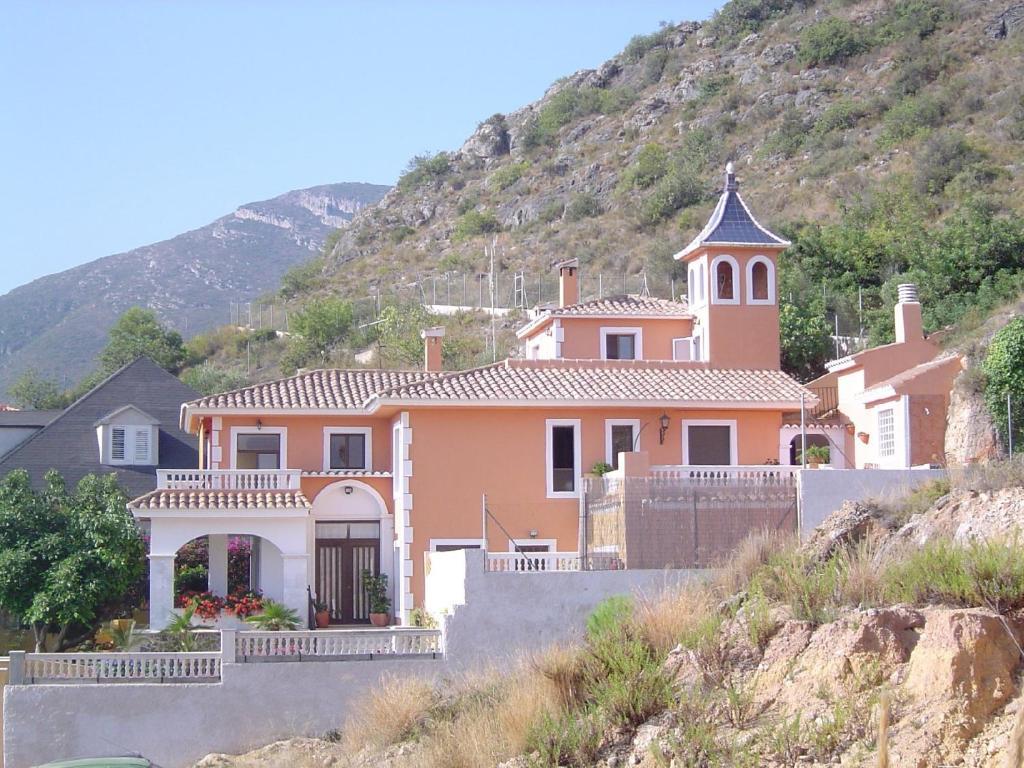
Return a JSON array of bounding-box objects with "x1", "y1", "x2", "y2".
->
[
  {"x1": 22, "y1": 652, "x2": 221, "y2": 683},
  {"x1": 234, "y1": 629, "x2": 442, "y2": 660},
  {"x1": 484, "y1": 551, "x2": 582, "y2": 572},
  {"x1": 650, "y1": 464, "x2": 797, "y2": 486},
  {"x1": 157, "y1": 469, "x2": 302, "y2": 490}
]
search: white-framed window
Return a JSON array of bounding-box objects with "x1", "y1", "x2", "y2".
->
[
  {"x1": 600, "y1": 327, "x2": 643, "y2": 360},
  {"x1": 546, "y1": 418, "x2": 582, "y2": 498},
  {"x1": 746, "y1": 255, "x2": 776, "y2": 305},
  {"x1": 429, "y1": 538, "x2": 484, "y2": 552},
  {"x1": 605, "y1": 419, "x2": 640, "y2": 469},
  {"x1": 322, "y1": 427, "x2": 373, "y2": 471},
  {"x1": 107, "y1": 425, "x2": 155, "y2": 466},
  {"x1": 673, "y1": 337, "x2": 693, "y2": 362},
  {"x1": 710, "y1": 255, "x2": 740, "y2": 305},
  {"x1": 878, "y1": 408, "x2": 896, "y2": 458},
  {"x1": 507, "y1": 538, "x2": 556, "y2": 553},
  {"x1": 230, "y1": 426, "x2": 287, "y2": 470},
  {"x1": 682, "y1": 419, "x2": 738, "y2": 465}
]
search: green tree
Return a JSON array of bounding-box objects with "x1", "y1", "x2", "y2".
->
[
  {"x1": 779, "y1": 301, "x2": 833, "y2": 382},
  {"x1": 100, "y1": 307, "x2": 188, "y2": 374},
  {"x1": 377, "y1": 303, "x2": 436, "y2": 368},
  {"x1": 8, "y1": 369, "x2": 68, "y2": 410},
  {"x1": 180, "y1": 364, "x2": 248, "y2": 396},
  {"x1": 983, "y1": 317, "x2": 1024, "y2": 453},
  {"x1": 0, "y1": 471, "x2": 144, "y2": 651},
  {"x1": 290, "y1": 298, "x2": 354, "y2": 353}
]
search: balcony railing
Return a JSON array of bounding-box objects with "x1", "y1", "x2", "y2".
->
[
  {"x1": 649, "y1": 465, "x2": 797, "y2": 486},
  {"x1": 157, "y1": 469, "x2": 302, "y2": 491},
  {"x1": 807, "y1": 386, "x2": 839, "y2": 419}
]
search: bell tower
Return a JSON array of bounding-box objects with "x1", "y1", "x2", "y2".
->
[{"x1": 674, "y1": 163, "x2": 789, "y2": 370}]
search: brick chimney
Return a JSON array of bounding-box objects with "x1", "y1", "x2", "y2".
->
[
  {"x1": 894, "y1": 283, "x2": 923, "y2": 344},
  {"x1": 558, "y1": 258, "x2": 579, "y2": 308},
  {"x1": 420, "y1": 327, "x2": 445, "y2": 372}
]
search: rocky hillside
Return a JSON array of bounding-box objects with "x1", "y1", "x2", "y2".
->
[
  {"x1": 194, "y1": 467, "x2": 1024, "y2": 767},
  {"x1": 274, "y1": 0, "x2": 1024, "y2": 364},
  {"x1": 0, "y1": 183, "x2": 388, "y2": 395}
]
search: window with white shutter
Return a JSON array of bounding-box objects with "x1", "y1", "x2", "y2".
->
[
  {"x1": 133, "y1": 427, "x2": 151, "y2": 464},
  {"x1": 111, "y1": 427, "x2": 126, "y2": 461}
]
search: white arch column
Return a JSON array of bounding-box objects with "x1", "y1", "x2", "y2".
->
[{"x1": 148, "y1": 554, "x2": 176, "y2": 631}]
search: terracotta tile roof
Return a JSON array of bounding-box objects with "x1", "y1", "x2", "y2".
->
[
  {"x1": 376, "y1": 360, "x2": 812, "y2": 406},
  {"x1": 553, "y1": 294, "x2": 690, "y2": 317},
  {"x1": 129, "y1": 489, "x2": 310, "y2": 510},
  {"x1": 189, "y1": 369, "x2": 440, "y2": 410}
]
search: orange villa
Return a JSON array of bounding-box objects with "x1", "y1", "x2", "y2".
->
[{"x1": 130, "y1": 165, "x2": 837, "y2": 628}]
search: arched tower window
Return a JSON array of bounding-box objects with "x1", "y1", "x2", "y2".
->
[
  {"x1": 710, "y1": 255, "x2": 739, "y2": 305},
  {"x1": 746, "y1": 256, "x2": 776, "y2": 305}
]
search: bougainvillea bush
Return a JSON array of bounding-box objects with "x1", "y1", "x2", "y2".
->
[
  {"x1": 173, "y1": 535, "x2": 253, "y2": 597},
  {"x1": 176, "y1": 588, "x2": 263, "y2": 621}
]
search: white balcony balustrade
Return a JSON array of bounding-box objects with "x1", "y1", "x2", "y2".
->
[
  {"x1": 157, "y1": 469, "x2": 302, "y2": 491},
  {"x1": 649, "y1": 464, "x2": 797, "y2": 486}
]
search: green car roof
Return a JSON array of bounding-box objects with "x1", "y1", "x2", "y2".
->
[{"x1": 37, "y1": 758, "x2": 150, "y2": 768}]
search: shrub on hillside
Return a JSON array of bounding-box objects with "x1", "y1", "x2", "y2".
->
[
  {"x1": 619, "y1": 143, "x2": 669, "y2": 190},
  {"x1": 397, "y1": 152, "x2": 451, "y2": 191},
  {"x1": 874, "y1": 0, "x2": 951, "y2": 43},
  {"x1": 489, "y1": 161, "x2": 529, "y2": 191},
  {"x1": 799, "y1": 18, "x2": 867, "y2": 67},
  {"x1": 879, "y1": 94, "x2": 946, "y2": 145},
  {"x1": 914, "y1": 131, "x2": 997, "y2": 195},
  {"x1": 639, "y1": 168, "x2": 703, "y2": 227},
  {"x1": 811, "y1": 98, "x2": 868, "y2": 140},
  {"x1": 763, "y1": 109, "x2": 808, "y2": 158},
  {"x1": 622, "y1": 25, "x2": 671, "y2": 63},
  {"x1": 706, "y1": 0, "x2": 797, "y2": 40},
  {"x1": 983, "y1": 317, "x2": 1024, "y2": 452},
  {"x1": 452, "y1": 209, "x2": 501, "y2": 242},
  {"x1": 565, "y1": 193, "x2": 601, "y2": 222},
  {"x1": 521, "y1": 86, "x2": 636, "y2": 149},
  {"x1": 643, "y1": 48, "x2": 669, "y2": 85}
]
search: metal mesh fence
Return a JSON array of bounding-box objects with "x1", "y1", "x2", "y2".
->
[{"x1": 582, "y1": 476, "x2": 798, "y2": 570}]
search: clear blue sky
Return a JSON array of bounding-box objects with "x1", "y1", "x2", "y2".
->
[{"x1": 0, "y1": 1, "x2": 721, "y2": 295}]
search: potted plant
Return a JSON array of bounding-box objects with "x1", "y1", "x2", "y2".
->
[
  {"x1": 314, "y1": 599, "x2": 330, "y2": 628},
  {"x1": 798, "y1": 444, "x2": 831, "y2": 468},
  {"x1": 362, "y1": 570, "x2": 391, "y2": 627}
]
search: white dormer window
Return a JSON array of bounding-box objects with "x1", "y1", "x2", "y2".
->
[
  {"x1": 95, "y1": 405, "x2": 160, "y2": 466},
  {"x1": 109, "y1": 425, "x2": 154, "y2": 465}
]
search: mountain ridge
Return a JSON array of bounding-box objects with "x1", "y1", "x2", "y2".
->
[{"x1": 0, "y1": 181, "x2": 389, "y2": 396}]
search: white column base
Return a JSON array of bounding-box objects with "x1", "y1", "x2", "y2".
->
[
  {"x1": 208, "y1": 534, "x2": 228, "y2": 595},
  {"x1": 148, "y1": 554, "x2": 176, "y2": 631},
  {"x1": 281, "y1": 553, "x2": 310, "y2": 627}
]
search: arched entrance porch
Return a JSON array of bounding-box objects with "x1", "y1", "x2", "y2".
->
[{"x1": 309, "y1": 480, "x2": 395, "y2": 625}]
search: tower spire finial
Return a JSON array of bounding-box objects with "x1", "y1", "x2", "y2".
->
[{"x1": 725, "y1": 161, "x2": 737, "y2": 191}]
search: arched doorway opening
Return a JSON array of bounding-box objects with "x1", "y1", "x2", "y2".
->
[
  {"x1": 310, "y1": 481, "x2": 393, "y2": 625},
  {"x1": 789, "y1": 433, "x2": 831, "y2": 466}
]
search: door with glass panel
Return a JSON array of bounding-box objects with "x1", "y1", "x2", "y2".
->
[{"x1": 315, "y1": 521, "x2": 380, "y2": 624}]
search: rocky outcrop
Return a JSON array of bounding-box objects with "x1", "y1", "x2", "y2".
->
[
  {"x1": 946, "y1": 367, "x2": 1001, "y2": 463},
  {"x1": 987, "y1": 4, "x2": 1024, "y2": 38}
]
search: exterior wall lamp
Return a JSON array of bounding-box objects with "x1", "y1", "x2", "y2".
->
[
  {"x1": 659, "y1": 413, "x2": 670, "y2": 445},
  {"x1": 255, "y1": 419, "x2": 263, "y2": 431},
  {"x1": 344, "y1": 486, "x2": 354, "y2": 495}
]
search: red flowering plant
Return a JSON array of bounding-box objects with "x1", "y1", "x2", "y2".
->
[
  {"x1": 176, "y1": 591, "x2": 225, "y2": 620},
  {"x1": 224, "y1": 589, "x2": 264, "y2": 619}
]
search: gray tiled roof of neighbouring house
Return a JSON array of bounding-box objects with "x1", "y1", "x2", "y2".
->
[
  {"x1": 0, "y1": 357, "x2": 200, "y2": 497},
  {"x1": 0, "y1": 410, "x2": 64, "y2": 428},
  {"x1": 675, "y1": 163, "x2": 790, "y2": 259}
]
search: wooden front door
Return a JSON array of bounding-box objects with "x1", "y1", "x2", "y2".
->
[{"x1": 315, "y1": 538, "x2": 379, "y2": 624}]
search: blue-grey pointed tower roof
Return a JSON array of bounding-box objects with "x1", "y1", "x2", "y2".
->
[{"x1": 675, "y1": 163, "x2": 790, "y2": 259}]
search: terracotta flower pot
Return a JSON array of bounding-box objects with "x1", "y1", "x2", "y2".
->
[
  {"x1": 369, "y1": 612, "x2": 390, "y2": 627},
  {"x1": 315, "y1": 610, "x2": 330, "y2": 628}
]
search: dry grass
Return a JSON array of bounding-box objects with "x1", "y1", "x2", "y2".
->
[
  {"x1": 713, "y1": 530, "x2": 796, "y2": 597},
  {"x1": 633, "y1": 583, "x2": 718, "y2": 656},
  {"x1": 393, "y1": 664, "x2": 564, "y2": 768},
  {"x1": 836, "y1": 533, "x2": 887, "y2": 608},
  {"x1": 343, "y1": 675, "x2": 437, "y2": 751},
  {"x1": 876, "y1": 691, "x2": 890, "y2": 768},
  {"x1": 950, "y1": 458, "x2": 1024, "y2": 493}
]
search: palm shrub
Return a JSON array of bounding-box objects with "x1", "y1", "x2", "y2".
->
[
  {"x1": 244, "y1": 599, "x2": 300, "y2": 631},
  {"x1": 167, "y1": 603, "x2": 199, "y2": 651}
]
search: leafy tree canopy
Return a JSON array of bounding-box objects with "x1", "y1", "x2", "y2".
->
[
  {"x1": 99, "y1": 307, "x2": 188, "y2": 374},
  {"x1": 779, "y1": 300, "x2": 834, "y2": 382},
  {"x1": 8, "y1": 369, "x2": 68, "y2": 410},
  {"x1": 0, "y1": 470, "x2": 144, "y2": 651}
]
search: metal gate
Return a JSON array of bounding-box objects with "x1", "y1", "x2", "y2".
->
[{"x1": 315, "y1": 539, "x2": 378, "y2": 624}]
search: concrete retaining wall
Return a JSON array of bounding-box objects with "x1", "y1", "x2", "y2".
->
[
  {"x1": 426, "y1": 549, "x2": 701, "y2": 668},
  {"x1": 798, "y1": 468, "x2": 946, "y2": 536},
  {"x1": 6, "y1": 552, "x2": 698, "y2": 768}
]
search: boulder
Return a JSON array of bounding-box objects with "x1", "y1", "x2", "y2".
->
[
  {"x1": 802, "y1": 499, "x2": 886, "y2": 562},
  {"x1": 987, "y1": 4, "x2": 1024, "y2": 39},
  {"x1": 904, "y1": 609, "x2": 1021, "y2": 752},
  {"x1": 460, "y1": 119, "x2": 510, "y2": 166}
]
